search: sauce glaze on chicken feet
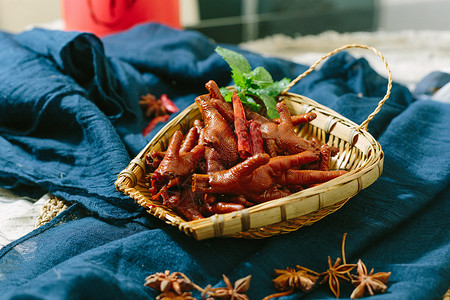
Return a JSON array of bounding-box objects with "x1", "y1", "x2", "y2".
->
[
  {"x1": 192, "y1": 151, "x2": 319, "y2": 203},
  {"x1": 151, "y1": 131, "x2": 204, "y2": 185},
  {"x1": 259, "y1": 101, "x2": 316, "y2": 156},
  {"x1": 164, "y1": 186, "x2": 204, "y2": 221},
  {"x1": 195, "y1": 94, "x2": 239, "y2": 168},
  {"x1": 144, "y1": 80, "x2": 348, "y2": 220}
]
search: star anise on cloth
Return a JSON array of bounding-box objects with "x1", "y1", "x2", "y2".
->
[
  {"x1": 139, "y1": 94, "x2": 168, "y2": 118},
  {"x1": 263, "y1": 266, "x2": 319, "y2": 300},
  {"x1": 350, "y1": 259, "x2": 391, "y2": 299},
  {"x1": 264, "y1": 233, "x2": 391, "y2": 299},
  {"x1": 145, "y1": 271, "x2": 251, "y2": 300},
  {"x1": 203, "y1": 274, "x2": 251, "y2": 300},
  {"x1": 320, "y1": 256, "x2": 356, "y2": 298},
  {"x1": 144, "y1": 234, "x2": 391, "y2": 299},
  {"x1": 156, "y1": 291, "x2": 196, "y2": 300},
  {"x1": 145, "y1": 270, "x2": 193, "y2": 294},
  {"x1": 317, "y1": 232, "x2": 356, "y2": 298},
  {"x1": 139, "y1": 93, "x2": 179, "y2": 136}
]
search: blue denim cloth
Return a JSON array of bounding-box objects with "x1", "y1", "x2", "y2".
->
[
  {"x1": 413, "y1": 71, "x2": 450, "y2": 103},
  {"x1": 0, "y1": 24, "x2": 449, "y2": 299}
]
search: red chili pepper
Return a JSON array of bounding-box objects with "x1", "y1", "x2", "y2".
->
[
  {"x1": 142, "y1": 114, "x2": 170, "y2": 136},
  {"x1": 159, "y1": 94, "x2": 179, "y2": 114},
  {"x1": 249, "y1": 120, "x2": 264, "y2": 155},
  {"x1": 232, "y1": 92, "x2": 252, "y2": 159}
]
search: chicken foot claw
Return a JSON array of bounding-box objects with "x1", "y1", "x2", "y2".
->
[
  {"x1": 192, "y1": 151, "x2": 319, "y2": 203},
  {"x1": 260, "y1": 101, "x2": 315, "y2": 155},
  {"x1": 151, "y1": 130, "x2": 205, "y2": 187}
]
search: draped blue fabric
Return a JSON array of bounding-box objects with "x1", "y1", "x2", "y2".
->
[{"x1": 0, "y1": 24, "x2": 448, "y2": 299}]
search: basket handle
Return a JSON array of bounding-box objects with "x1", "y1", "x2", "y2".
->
[{"x1": 281, "y1": 44, "x2": 392, "y2": 131}]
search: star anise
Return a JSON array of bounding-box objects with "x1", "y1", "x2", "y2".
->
[
  {"x1": 156, "y1": 291, "x2": 197, "y2": 300},
  {"x1": 350, "y1": 259, "x2": 391, "y2": 299},
  {"x1": 145, "y1": 270, "x2": 193, "y2": 295},
  {"x1": 139, "y1": 93, "x2": 167, "y2": 118},
  {"x1": 262, "y1": 266, "x2": 319, "y2": 300},
  {"x1": 273, "y1": 266, "x2": 319, "y2": 293},
  {"x1": 320, "y1": 256, "x2": 356, "y2": 298},
  {"x1": 205, "y1": 274, "x2": 251, "y2": 300}
]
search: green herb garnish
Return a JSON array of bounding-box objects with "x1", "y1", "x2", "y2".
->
[{"x1": 215, "y1": 46, "x2": 290, "y2": 119}]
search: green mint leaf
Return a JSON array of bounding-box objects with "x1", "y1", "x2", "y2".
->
[
  {"x1": 232, "y1": 71, "x2": 250, "y2": 89},
  {"x1": 239, "y1": 94, "x2": 261, "y2": 111},
  {"x1": 215, "y1": 46, "x2": 251, "y2": 76},
  {"x1": 223, "y1": 91, "x2": 233, "y2": 103},
  {"x1": 248, "y1": 67, "x2": 273, "y2": 88},
  {"x1": 248, "y1": 87, "x2": 279, "y2": 118},
  {"x1": 257, "y1": 94, "x2": 279, "y2": 119},
  {"x1": 215, "y1": 46, "x2": 289, "y2": 119},
  {"x1": 219, "y1": 87, "x2": 230, "y2": 98},
  {"x1": 223, "y1": 91, "x2": 260, "y2": 111},
  {"x1": 264, "y1": 77, "x2": 291, "y2": 97}
]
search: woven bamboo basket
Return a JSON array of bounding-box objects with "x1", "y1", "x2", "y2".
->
[{"x1": 115, "y1": 44, "x2": 392, "y2": 240}]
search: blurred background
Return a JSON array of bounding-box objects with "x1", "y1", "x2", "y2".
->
[
  {"x1": 0, "y1": 0, "x2": 449, "y2": 42},
  {"x1": 0, "y1": 0, "x2": 449, "y2": 88}
]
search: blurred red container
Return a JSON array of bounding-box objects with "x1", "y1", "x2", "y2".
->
[{"x1": 62, "y1": 0, "x2": 181, "y2": 37}]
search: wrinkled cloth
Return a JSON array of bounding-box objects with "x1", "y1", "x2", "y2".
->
[
  {"x1": 413, "y1": 71, "x2": 450, "y2": 103},
  {"x1": 0, "y1": 188, "x2": 49, "y2": 248},
  {"x1": 0, "y1": 24, "x2": 449, "y2": 300}
]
